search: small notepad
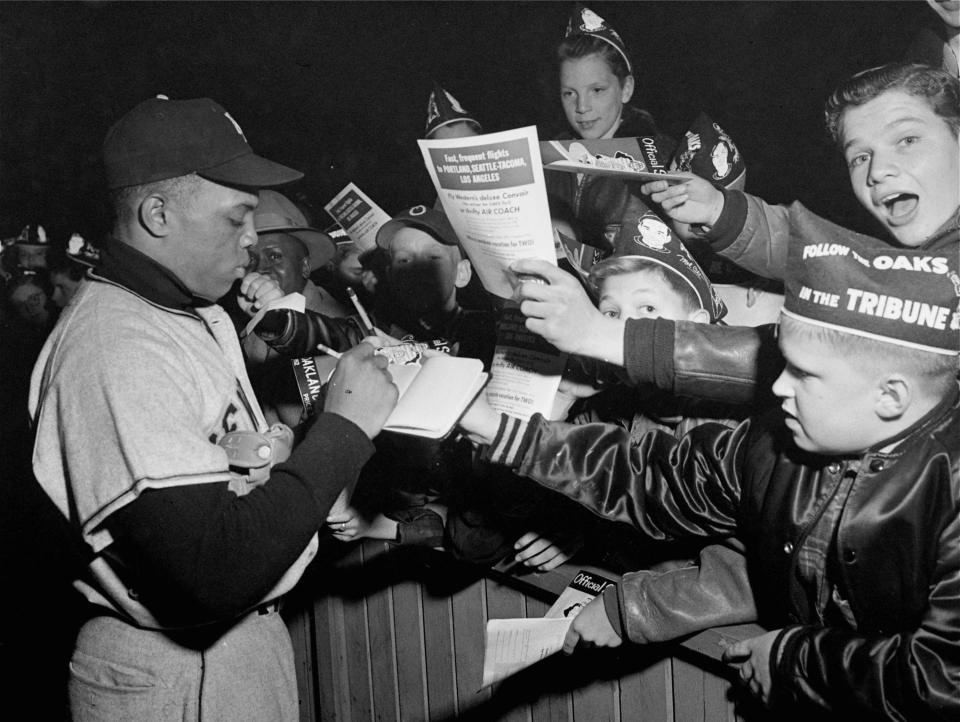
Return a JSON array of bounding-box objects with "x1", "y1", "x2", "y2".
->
[{"x1": 383, "y1": 355, "x2": 488, "y2": 439}]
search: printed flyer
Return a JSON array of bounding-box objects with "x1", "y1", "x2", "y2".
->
[
  {"x1": 418, "y1": 126, "x2": 556, "y2": 299},
  {"x1": 324, "y1": 182, "x2": 392, "y2": 251},
  {"x1": 485, "y1": 303, "x2": 566, "y2": 421}
]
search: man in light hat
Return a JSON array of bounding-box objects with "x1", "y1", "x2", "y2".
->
[
  {"x1": 244, "y1": 189, "x2": 347, "y2": 430},
  {"x1": 28, "y1": 95, "x2": 398, "y2": 720}
]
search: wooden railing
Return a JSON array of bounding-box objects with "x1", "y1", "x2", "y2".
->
[{"x1": 284, "y1": 540, "x2": 768, "y2": 722}]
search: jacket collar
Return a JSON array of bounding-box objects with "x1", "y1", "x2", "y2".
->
[{"x1": 93, "y1": 237, "x2": 215, "y2": 314}]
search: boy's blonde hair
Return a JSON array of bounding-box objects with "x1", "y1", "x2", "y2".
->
[
  {"x1": 589, "y1": 256, "x2": 703, "y2": 318},
  {"x1": 780, "y1": 314, "x2": 958, "y2": 396}
]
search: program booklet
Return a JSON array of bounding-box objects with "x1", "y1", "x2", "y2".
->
[
  {"x1": 293, "y1": 351, "x2": 487, "y2": 440},
  {"x1": 480, "y1": 568, "x2": 617, "y2": 688},
  {"x1": 540, "y1": 137, "x2": 686, "y2": 184}
]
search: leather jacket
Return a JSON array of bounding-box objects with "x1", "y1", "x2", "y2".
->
[{"x1": 484, "y1": 388, "x2": 960, "y2": 719}]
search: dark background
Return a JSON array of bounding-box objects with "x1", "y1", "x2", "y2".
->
[{"x1": 0, "y1": 1, "x2": 935, "y2": 245}]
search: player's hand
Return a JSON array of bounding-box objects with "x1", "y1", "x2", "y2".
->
[
  {"x1": 237, "y1": 272, "x2": 285, "y2": 316},
  {"x1": 722, "y1": 629, "x2": 780, "y2": 706},
  {"x1": 562, "y1": 596, "x2": 622, "y2": 654},
  {"x1": 512, "y1": 531, "x2": 582, "y2": 572},
  {"x1": 458, "y1": 394, "x2": 503, "y2": 445},
  {"x1": 640, "y1": 173, "x2": 724, "y2": 228},
  {"x1": 322, "y1": 341, "x2": 398, "y2": 438},
  {"x1": 509, "y1": 259, "x2": 623, "y2": 361}
]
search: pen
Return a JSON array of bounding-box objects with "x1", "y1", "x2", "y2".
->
[
  {"x1": 316, "y1": 343, "x2": 342, "y2": 359},
  {"x1": 347, "y1": 287, "x2": 375, "y2": 336}
]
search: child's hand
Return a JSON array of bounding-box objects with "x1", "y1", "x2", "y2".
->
[
  {"x1": 458, "y1": 395, "x2": 503, "y2": 445},
  {"x1": 640, "y1": 173, "x2": 724, "y2": 228},
  {"x1": 510, "y1": 259, "x2": 623, "y2": 361},
  {"x1": 722, "y1": 629, "x2": 781, "y2": 706},
  {"x1": 562, "y1": 596, "x2": 622, "y2": 654},
  {"x1": 237, "y1": 272, "x2": 284, "y2": 316},
  {"x1": 512, "y1": 530, "x2": 582, "y2": 571}
]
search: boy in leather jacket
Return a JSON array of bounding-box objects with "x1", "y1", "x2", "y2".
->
[
  {"x1": 508, "y1": 63, "x2": 959, "y2": 409},
  {"x1": 461, "y1": 235, "x2": 960, "y2": 719}
]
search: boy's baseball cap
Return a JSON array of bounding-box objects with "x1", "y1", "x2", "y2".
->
[
  {"x1": 783, "y1": 236, "x2": 960, "y2": 355},
  {"x1": 376, "y1": 205, "x2": 461, "y2": 250},
  {"x1": 425, "y1": 82, "x2": 482, "y2": 138},
  {"x1": 254, "y1": 191, "x2": 335, "y2": 271},
  {"x1": 565, "y1": 3, "x2": 632, "y2": 75},
  {"x1": 607, "y1": 211, "x2": 726, "y2": 322},
  {"x1": 670, "y1": 113, "x2": 746, "y2": 189},
  {"x1": 103, "y1": 95, "x2": 303, "y2": 189}
]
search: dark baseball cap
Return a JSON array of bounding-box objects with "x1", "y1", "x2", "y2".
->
[
  {"x1": 103, "y1": 95, "x2": 303, "y2": 189},
  {"x1": 376, "y1": 205, "x2": 461, "y2": 250}
]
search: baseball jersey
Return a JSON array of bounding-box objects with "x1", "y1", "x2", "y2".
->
[{"x1": 29, "y1": 274, "x2": 317, "y2": 627}]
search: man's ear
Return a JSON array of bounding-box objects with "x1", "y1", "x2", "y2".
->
[
  {"x1": 875, "y1": 374, "x2": 911, "y2": 421},
  {"x1": 301, "y1": 256, "x2": 311, "y2": 280},
  {"x1": 454, "y1": 258, "x2": 472, "y2": 288},
  {"x1": 138, "y1": 194, "x2": 172, "y2": 239}
]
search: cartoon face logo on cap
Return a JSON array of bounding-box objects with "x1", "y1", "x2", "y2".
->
[
  {"x1": 67, "y1": 234, "x2": 84, "y2": 256},
  {"x1": 634, "y1": 216, "x2": 671, "y2": 251},
  {"x1": 409, "y1": 205, "x2": 428, "y2": 216},
  {"x1": 580, "y1": 7, "x2": 605, "y2": 31}
]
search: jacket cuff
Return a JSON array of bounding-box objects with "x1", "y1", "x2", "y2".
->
[
  {"x1": 771, "y1": 625, "x2": 806, "y2": 690},
  {"x1": 483, "y1": 414, "x2": 532, "y2": 467},
  {"x1": 704, "y1": 188, "x2": 748, "y2": 252},
  {"x1": 602, "y1": 584, "x2": 624, "y2": 640},
  {"x1": 623, "y1": 317, "x2": 676, "y2": 390}
]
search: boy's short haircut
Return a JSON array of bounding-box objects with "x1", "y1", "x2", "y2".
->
[
  {"x1": 825, "y1": 62, "x2": 960, "y2": 145},
  {"x1": 589, "y1": 256, "x2": 703, "y2": 317},
  {"x1": 779, "y1": 314, "x2": 958, "y2": 395}
]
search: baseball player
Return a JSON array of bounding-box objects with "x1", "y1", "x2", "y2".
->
[{"x1": 28, "y1": 96, "x2": 398, "y2": 721}]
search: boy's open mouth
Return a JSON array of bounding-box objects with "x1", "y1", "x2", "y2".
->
[{"x1": 880, "y1": 192, "x2": 919, "y2": 223}]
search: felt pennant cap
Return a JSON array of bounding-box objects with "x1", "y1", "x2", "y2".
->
[
  {"x1": 425, "y1": 82, "x2": 482, "y2": 138},
  {"x1": 606, "y1": 211, "x2": 726, "y2": 322},
  {"x1": 564, "y1": 3, "x2": 632, "y2": 74},
  {"x1": 671, "y1": 113, "x2": 745, "y2": 188},
  {"x1": 783, "y1": 236, "x2": 960, "y2": 355}
]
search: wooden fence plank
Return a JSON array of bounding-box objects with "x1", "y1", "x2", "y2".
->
[
  {"x1": 341, "y1": 543, "x2": 373, "y2": 721},
  {"x1": 392, "y1": 573, "x2": 428, "y2": 722},
  {"x1": 363, "y1": 541, "x2": 400, "y2": 722},
  {"x1": 620, "y1": 655, "x2": 672, "y2": 722},
  {"x1": 422, "y1": 583, "x2": 458, "y2": 720},
  {"x1": 451, "y1": 576, "x2": 491, "y2": 716},
  {"x1": 284, "y1": 602, "x2": 316, "y2": 722},
  {"x1": 672, "y1": 657, "x2": 705, "y2": 722}
]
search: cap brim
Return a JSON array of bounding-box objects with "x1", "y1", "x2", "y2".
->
[
  {"x1": 198, "y1": 151, "x2": 303, "y2": 188},
  {"x1": 257, "y1": 226, "x2": 335, "y2": 270}
]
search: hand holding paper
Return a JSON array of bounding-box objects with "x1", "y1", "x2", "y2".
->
[
  {"x1": 562, "y1": 595, "x2": 622, "y2": 655},
  {"x1": 641, "y1": 172, "x2": 724, "y2": 227},
  {"x1": 511, "y1": 259, "x2": 625, "y2": 364}
]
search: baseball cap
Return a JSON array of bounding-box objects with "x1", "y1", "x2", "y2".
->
[
  {"x1": 254, "y1": 190, "x2": 336, "y2": 271},
  {"x1": 376, "y1": 205, "x2": 461, "y2": 250},
  {"x1": 10, "y1": 224, "x2": 49, "y2": 249},
  {"x1": 565, "y1": 3, "x2": 632, "y2": 75},
  {"x1": 605, "y1": 211, "x2": 726, "y2": 322},
  {"x1": 783, "y1": 236, "x2": 960, "y2": 355},
  {"x1": 103, "y1": 95, "x2": 303, "y2": 189},
  {"x1": 425, "y1": 82, "x2": 482, "y2": 138}
]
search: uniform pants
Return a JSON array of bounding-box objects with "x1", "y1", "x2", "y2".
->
[{"x1": 68, "y1": 609, "x2": 298, "y2": 721}]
